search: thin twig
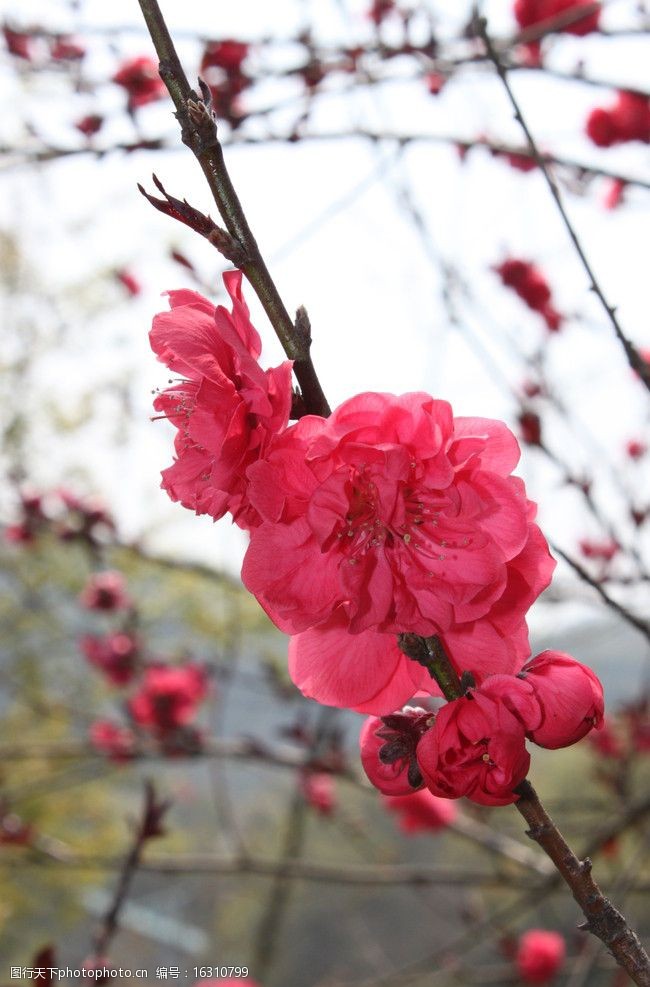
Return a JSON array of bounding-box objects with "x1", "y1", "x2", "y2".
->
[
  {"x1": 91, "y1": 781, "x2": 170, "y2": 958},
  {"x1": 136, "y1": 0, "x2": 330, "y2": 418},
  {"x1": 552, "y1": 542, "x2": 650, "y2": 644},
  {"x1": 477, "y1": 14, "x2": 650, "y2": 392}
]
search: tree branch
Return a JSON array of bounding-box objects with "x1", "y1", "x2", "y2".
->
[
  {"x1": 477, "y1": 14, "x2": 650, "y2": 392},
  {"x1": 136, "y1": 0, "x2": 330, "y2": 417}
]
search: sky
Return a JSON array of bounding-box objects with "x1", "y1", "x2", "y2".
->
[{"x1": 1, "y1": 0, "x2": 649, "y2": 636}]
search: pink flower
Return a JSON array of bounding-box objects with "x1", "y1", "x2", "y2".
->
[
  {"x1": 50, "y1": 36, "x2": 85, "y2": 60},
  {"x1": 586, "y1": 91, "x2": 650, "y2": 147},
  {"x1": 112, "y1": 55, "x2": 166, "y2": 110},
  {"x1": 514, "y1": 0, "x2": 600, "y2": 35},
  {"x1": 244, "y1": 392, "x2": 553, "y2": 637},
  {"x1": 579, "y1": 537, "x2": 618, "y2": 562},
  {"x1": 80, "y1": 633, "x2": 139, "y2": 686},
  {"x1": 626, "y1": 439, "x2": 647, "y2": 460},
  {"x1": 3, "y1": 26, "x2": 36, "y2": 60},
  {"x1": 518, "y1": 651, "x2": 604, "y2": 749},
  {"x1": 75, "y1": 114, "x2": 103, "y2": 137},
  {"x1": 90, "y1": 720, "x2": 136, "y2": 762},
  {"x1": 519, "y1": 411, "x2": 542, "y2": 446},
  {"x1": 129, "y1": 664, "x2": 208, "y2": 735},
  {"x1": 515, "y1": 929, "x2": 566, "y2": 984},
  {"x1": 4, "y1": 523, "x2": 34, "y2": 545},
  {"x1": 382, "y1": 788, "x2": 457, "y2": 833},
  {"x1": 244, "y1": 395, "x2": 553, "y2": 712},
  {"x1": 79, "y1": 571, "x2": 131, "y2": 612},
  {"x1": 603, "y1": 178, "x2": 626, "y2": 211},
  {"x1": 426, "y1": 73, "x2": 446, "y2": 96},
  {"x1": 368, "y1": 0, "x2": 397, "y2": 25},
  {"x1": 494, "y1": 259, "x2": 563, "y2": 332},
  {"x1": 151, "y1": 271, "x2": 293, "y2": 529},
  {"x1": 360, "y1": 708, "x2": 432, "y2": 795},
  {"x1": 300, "y1": 771, "x2": 336, "y2": 815},
  {"x1": 417, "y1": 688, "x2": 530, "y2": 806}
]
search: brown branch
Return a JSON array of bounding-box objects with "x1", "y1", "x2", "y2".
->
[
  {"x1": 3, "y1": 136, "x2": 650, "y2": 193},
  {"x1": 91, "y1": 781, "x2": 170, "y2": 958},
  {"x1": 403, "y1": 638, "x2": 650, "y2": 985},
  {"x1": 135, "y1": 0, "x2": 330, "y2": 418},
  {"x1": 551, "y1": 542, "x2": 650, "y2": 644},
  {"x1": 477, "y1": 15, "x2": 650, "y2": 393},
  {"x1": 514, "y1": 781, "x2": 650, "y2": 986}
]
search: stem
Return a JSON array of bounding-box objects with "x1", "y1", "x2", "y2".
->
[
  {"x1": 136, "y1": 0, "x2": 330, "y2": 418},
  {"x1": 398, "y1": 633, "x2": 463, "y2": 699},
  {"x1": 515, "y1": 780, "x2": 650, "y2": 986}
]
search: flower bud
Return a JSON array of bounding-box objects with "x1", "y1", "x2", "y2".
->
[
  {"x1": 359, "y1": 708, "x2": 431, "y2": 796},
  {"x1": 515, "y1": 929, "x2": 565, "y2": 984},
  {"x1": 417, "y1": 691, "x2": 529, "y2": 806},
  {"x1": 518, "y1": 651, "x2": 604, "y2": 749}
]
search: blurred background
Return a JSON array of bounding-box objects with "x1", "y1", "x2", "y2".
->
[{"x1": 1, "y1": 0, "x2": 649, "y2": 984}]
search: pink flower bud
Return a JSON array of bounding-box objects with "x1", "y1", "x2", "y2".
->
[
  {"x1": 359, "y1": 708, "x2": 431, "y2": 796},
  {"x1": 518, "y1": 651, "x2": 604, "y2": 749},
  {"x1": 515, "y1": 929, "x2": 566, "y2": 984},
  {"x1": 417, "y1": 690, "x2": 530, "y2": 806},
  {"x1": 89, "y1": 720, "x2": 136, "y2": 762},
  {"x1": 300, "y1": 771, "x2": 336, "y2": 815}
]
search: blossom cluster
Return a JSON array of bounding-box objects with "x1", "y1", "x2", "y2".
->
[
  {"x1": 494, "y1": 258, "x2": 563, "y2": 333},
  {"x1": 586, "y1": 91, "x2": 650, "y2": 148},
  {"x1": 150, "y1": 270, "x2": 605, "y2": 806},
  {"x1": 77, "y1": 568, "x2": 210, "y2": 759},
  {"x1": 360, "y1": 651, "x2": 604, "y2": 806}
]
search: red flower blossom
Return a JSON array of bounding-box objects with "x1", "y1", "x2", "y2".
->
[
  {"x1": 579, "y1": 537, "x2": 618, "y2": 561},
  {"x1": 50, "y1": 36, "x2": 85, "y2": 60},
  {"x1": 80, "y1": 633, "x2": 139, "y2": 686},
  {"x1": 4, "y1": 523, "x2": 34, "y2": 545},
  {"x1": 518, "y1": 651, "x2": 604, "y2": 749},
  {"x1": 3, "y1": 26, "x2": 36, "y2": 60},
  {"x1": 382, "y1": 788, "x2": 457, "y2": 833},
  {"x1": 90, "y1": 720, "x2": 136, "y2": 762},
  {"x1": 244, "y1": 395, "x2": 553, "y2": 712},
  {"x1": 626, "y1": 439, "x2": 647, "y2": 460},
  {"x1": 79, "y1": 571, "x2": 131, "y2": 612},
  {"x1": 368, "y1": 0, "x2": 397, "y2": 25},
  {"x1": 494, "y1": 259, "x2": 563, "y2": 332},
  {"x1": 514, "y1": 0, "x2": 600, "y2": 36},
  {"x1": 245, "y1": 393, "x2": 552, "y2": 637},
  {"x1": 586, "y1": 91, "x2": 650, "y2": 148},
  {"x1": 201, "y1": 40, "x2": 249, "y2": 74},
  {"x1": 515, "y1": 929, "x2": 566, "y2": 984},
  {"x1": 416, "y1": 688, "x2": 530, "y2": 806},
  {"x1": 75, "y1": 114, "x2": 103, "y2": 137},
  {"x1": 602, "y1": 178, "x2": 626, "y2": 211},
  {"x1": 519, "y1": 411, "x2": 542, "y2": 446},
  {"x1": 112, "y1": 55, "x2": 166, "y2": 110},
  {"x1": 129, "y1": 664, "x2": 208, "y2": 735},
  {"x1": 151, "y1": 271, "x2": 293, "y2": 529},
  {"x1": 300, "y1": 771, "x2": 336, "y2": 815},
  {"x1": 360, "y1": 708, "x2": 432, "y2": 794},
  {"x1": 426, "y1": 73, "x2": 446, "y2": 96}
]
